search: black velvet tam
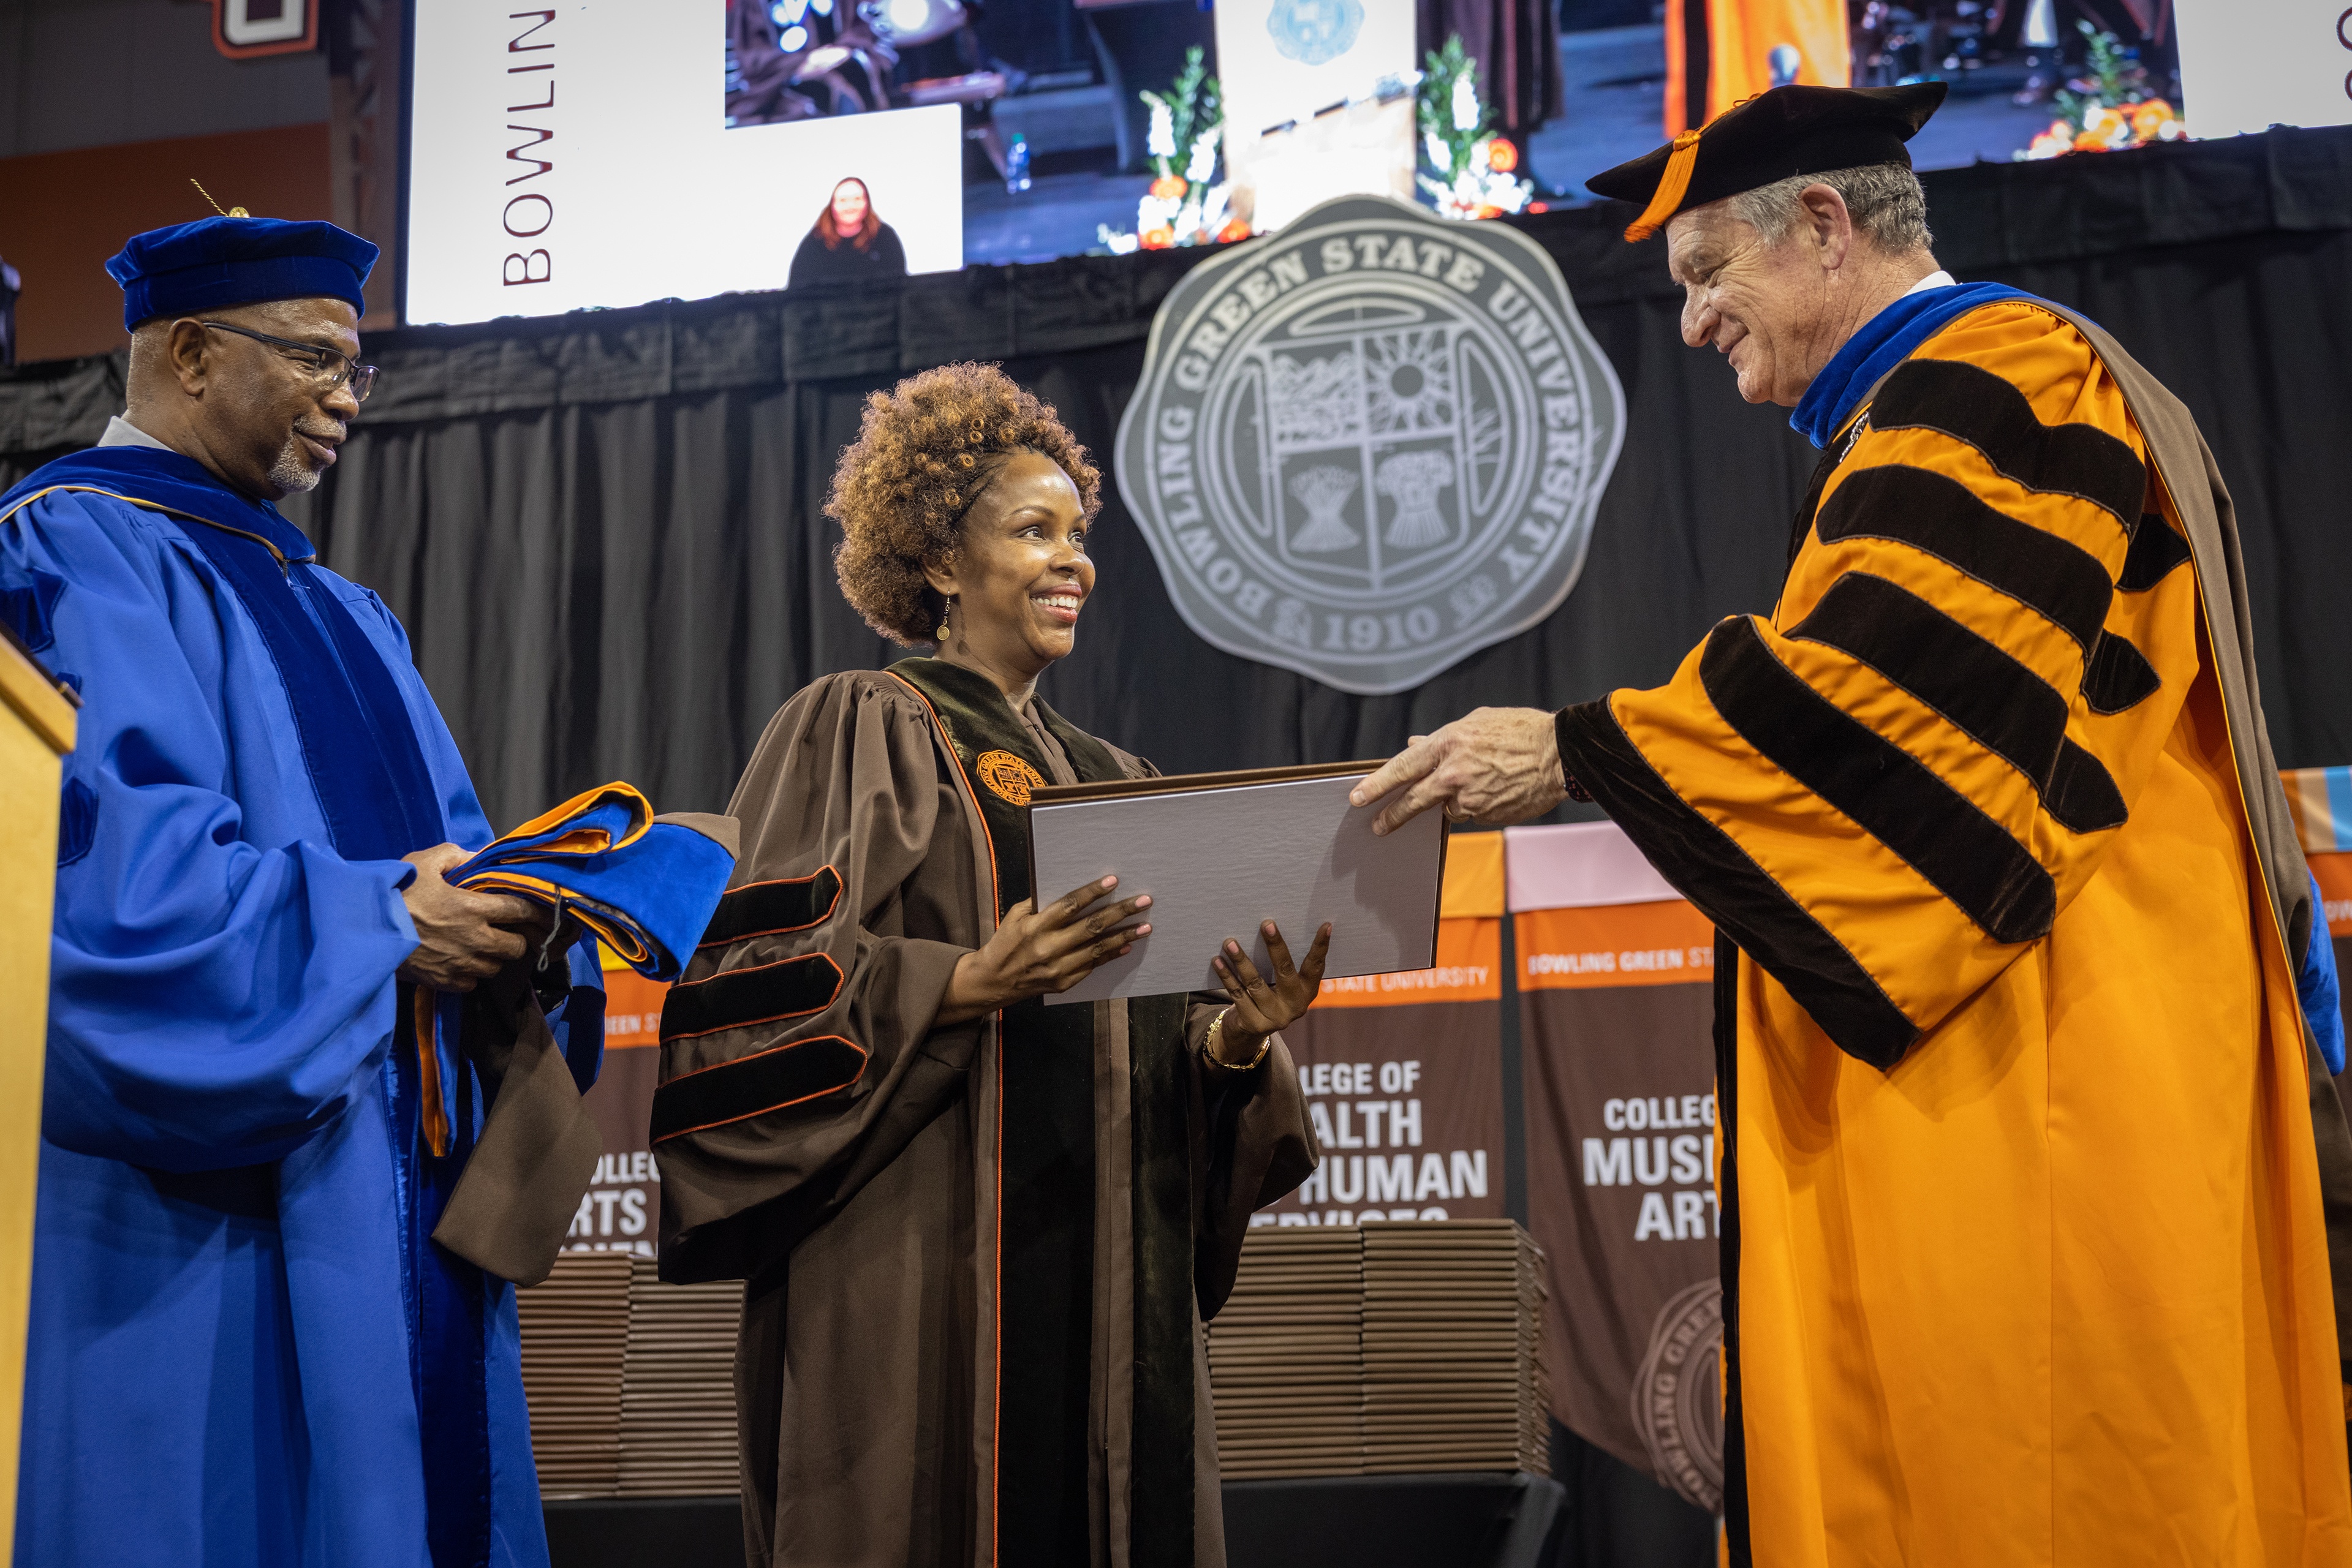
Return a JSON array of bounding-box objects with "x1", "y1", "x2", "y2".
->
[{"x1": 1587, "y1": 82, "x2": 1948, "y2": 217}]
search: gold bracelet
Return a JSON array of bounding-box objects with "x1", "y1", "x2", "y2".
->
[{"x1": 1206, "y1": 1006, "x2": 1272, "y2": 1071}]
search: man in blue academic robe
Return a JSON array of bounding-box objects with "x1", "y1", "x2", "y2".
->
[{"x1": 0, "y1": 217, "x2": 597, "y2": 1566}]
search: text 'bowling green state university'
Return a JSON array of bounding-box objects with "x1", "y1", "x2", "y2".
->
[{"x1": 1116, "y1": 194, "x2": 1626, "y2": 694}]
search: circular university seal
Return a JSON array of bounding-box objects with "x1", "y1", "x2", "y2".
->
[
  {"x1": 1630, "y1": 1278, "x2": 1725, "y2": 1513},
  {"x1": 975, "y1": 750, "x2": 1045, "y2": 805},
  {"x1": 1266, "y1": 0, "x2": 1363, "y2": 66},
  {"x1": 1116, "y1": 194, "x2": 1625, "y2": 694}
]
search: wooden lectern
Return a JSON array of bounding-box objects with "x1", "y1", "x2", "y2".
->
[{"x1": 0, "y1": 631, "x2": 75, "y2": 1559}]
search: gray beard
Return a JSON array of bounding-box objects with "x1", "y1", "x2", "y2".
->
[{"x1": 267, "y1": 431, "x2": 323, "y2": 494}]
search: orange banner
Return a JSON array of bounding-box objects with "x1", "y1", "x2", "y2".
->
[
  {"x1": 1515, "y1": 902, "x2": 1715, "y2": 991},
  {"x1": 1442, "y1": 831, "x2": 1505, "y2": 919},
  {"x1": 2314, "y1": 851, "x2": 2352, "y2": 938},
  {"x1": 1315, "y1": 915, "x2": 1501, "y2": 1008},
  {"x1": 602, "y1": 968, "x2": 668, "y2": 1049}
]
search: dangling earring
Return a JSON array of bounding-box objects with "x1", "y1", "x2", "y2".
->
[{"x1": 936, "y1": 595, "x2": 953, "y2": 644}]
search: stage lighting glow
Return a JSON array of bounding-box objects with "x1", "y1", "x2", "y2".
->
[
  {"x1": 863, "y1": 0, "x2": 963, "y2": 47},
  {"x1": 779, "y1": 23, "x2": 808, "y2": 50}
]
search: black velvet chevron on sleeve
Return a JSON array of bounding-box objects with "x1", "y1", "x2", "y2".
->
[
  {"x1": 1784, "y1": 572, "x2": 2127, "y2": 834},
  {"x1": 2081, "y1": 630, "x2": 2162, "y2": 715},
  {"x1": 1698, "y1": 617, "x2": 2057, "y2": 944},
  {"x1": 697, "y1": 866, "x2": 843, "y2": 949},
  {"x1": 649, "y1": 1035, "x2": 868, "y2": 1144},
  {"x1": 1552, "y1": 697, "x2": 1921, "y2": 1071},
  {"x1": 2118, "y1": 514, "x2": 2193, "y2": 592},
  {"x1": 660, "y1": 952, "x2": 844, "y2": 1041},
  {"x1": 1786, "y1": 572, "x2": 2063, "y2": 775},
  {"x1": 1866, "y1": 356, "x2": 2147, "y2": 531},
  {"x1": 1813, "y1": 465, "x2": 2113, "y2": 655}
]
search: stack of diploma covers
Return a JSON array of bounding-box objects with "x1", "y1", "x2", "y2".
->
[
  {"x1": 1206, "y1": 1226, "x2": 1367, "y2": 1477},
  {"x1": 515, "y1": 1254, "x2": 741, "y2": 1498},
  {"x1": 1208, "y1": 1221, "x2": 1551, "y2": 1477},
  {"x1": 513, "y1": 1253, "x2": 633, "y2": 1496},
  {"x1": 615, "y1": 1259, "x2": 741, "y2": 1496},
  {"x1": 1029, "y1": 762, "x2": 1446, "y2": 1003},
  {"x1": 1359, "y1": 1221, "x2": 1551, "y2": 1476}
]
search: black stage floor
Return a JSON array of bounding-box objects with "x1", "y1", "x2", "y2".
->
[{"x1": 546, "y1": 1472, "x2": 1567, "y2": 1568}]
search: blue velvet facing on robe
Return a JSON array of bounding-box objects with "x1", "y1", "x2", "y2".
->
[
  {"x1": 450, "y1": 783, "x2": 735, "y2": 982},
  {"x1": 1788, "y1": 280, "x2": 2031, "y2": 448},
  {"x1": 0, "y1": 445, "x2": 597, "y2": 1568}
]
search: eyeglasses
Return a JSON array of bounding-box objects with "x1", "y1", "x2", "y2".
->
[{"x1": 196, "y1": 320, "x2": 379, "y2": 402}]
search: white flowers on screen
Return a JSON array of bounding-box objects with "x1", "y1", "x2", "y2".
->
[{"x1": 1186, "y1": 127, "x2": 1219, "y2": 185}]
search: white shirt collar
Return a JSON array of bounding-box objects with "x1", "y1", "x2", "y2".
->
[
  {"x1": 98, "y1": 415, "x2": 172, "y2": 451},
  {"x1": 1901, "y1": 269, "x2": 1959, "y2": 297}
]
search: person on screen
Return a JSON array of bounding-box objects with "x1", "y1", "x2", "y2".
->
[
  {"x1": 653, "y1": 363, "x2": 1330, "y2": 1567},
  {"x1": 786, "y1": 175, "x2": 907, "y2": 289}
]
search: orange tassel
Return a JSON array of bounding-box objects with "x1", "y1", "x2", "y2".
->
[
  {"x1": 415, "y1": 987, "x2": 450, "y2": 1158},
  {"x1": 1625, "y1": 129, "x2": 1705, "y2": 243}
]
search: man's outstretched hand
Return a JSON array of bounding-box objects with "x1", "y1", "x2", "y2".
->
[
  {"x1": 398, "y1": 843, "x2": 549, "y2": 992},
  {"x1": 1350, "y1": 707, "x2": 1568, "y2": 835}
]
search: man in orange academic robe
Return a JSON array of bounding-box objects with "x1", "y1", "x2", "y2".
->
[{"x1": 1358, "y1": 84, "x2": 2352, "y2": 1565}]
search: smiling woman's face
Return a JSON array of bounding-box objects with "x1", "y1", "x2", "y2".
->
[
  {"x1": 925, "y1": 450, "x2": 1094, "y2": 684},
  {"x1": 831, "y1": 181, "x2": 869, "y2": 234}
]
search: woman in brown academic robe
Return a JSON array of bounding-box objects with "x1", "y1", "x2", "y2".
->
[{"x1": 653, "y1": 363, "x2": 1329, "y2": 1568}]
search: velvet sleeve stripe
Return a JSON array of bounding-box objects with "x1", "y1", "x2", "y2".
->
[
  {"x1": 2118, "y1": 515, "x2": 2192, "y2": 592},
  {"x1": 1787, "y1": 572, "x2": 2067, "y2": 784},
  {"x1": 1867, "y1": 357, "x2": 2147, "y2": 530},
  {"x1": 1783, "y1": 573, "x2": 2128, "y2": 835},
  {"x1": 2081, "y1": 631, "x2": 2161, "y2": 715},
  {"x1": 1700, "y1": 617, "x2": 2058, "y2": 944},
  {"x1": 648, "y1": 1035, "x2": 868, "y2": 1144},
  {"x1": 2046, "y1": 741, "x2": 2129, "y2": 832},
  {"x1": 1554, "y1": 698, "x2": 1919, "y2": 1069},
  {"x1": 1815, "y1": 464, "x2": 2112, "y2": 654},
  {"x1": 696, "y1": 866, "x2": 842, "y2": 949},
  {"x1": 659, "y1": 952, "x2": 843, "y2": 1042}
]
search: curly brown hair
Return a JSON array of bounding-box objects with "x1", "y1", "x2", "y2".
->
[{"x1": 829, "y1": 362, "x2": 1103, "y2": 646}]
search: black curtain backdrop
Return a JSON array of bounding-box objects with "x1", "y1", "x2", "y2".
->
[{"x1": 4, "y1": 128, "x2": 2346, "y2": 835}]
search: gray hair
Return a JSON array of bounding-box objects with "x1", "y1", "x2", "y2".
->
[{"x1": 1731, "y1": 162, "x2": 1933, "y2": 254}]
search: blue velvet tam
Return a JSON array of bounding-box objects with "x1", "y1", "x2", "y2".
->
[{"x1": 105, "y1": 216, "x2": 379, "y2": 331}]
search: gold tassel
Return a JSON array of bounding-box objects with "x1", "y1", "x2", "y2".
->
[
  {"x1": 1624, "y1": 130, "x2": 1704, "y2": 243},
  {"x1": 190, "y1": 178, "x2": 251, "y2": 219}
]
